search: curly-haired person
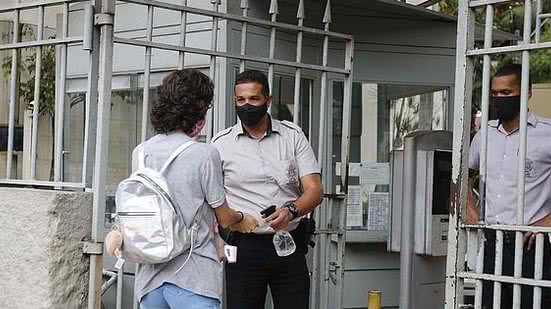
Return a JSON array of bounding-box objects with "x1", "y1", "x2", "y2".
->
[{"x1": 105, "y1": 69, "x2": 258, "y2": 309}]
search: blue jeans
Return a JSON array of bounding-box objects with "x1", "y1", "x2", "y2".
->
[{"x1": 141, "y1": 283, "x2": 220, "y2": 309}]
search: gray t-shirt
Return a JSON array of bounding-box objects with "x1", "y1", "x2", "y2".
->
[{"x1": 132, "y1": 133, "x2": 225, "y2": 302}]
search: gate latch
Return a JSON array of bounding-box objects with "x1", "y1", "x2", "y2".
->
[
  {"x1": 94, "y1": 13, "x2": 114, "y2": 26},
  {"x1": 82, "y1": 241, "x2": 103, "y2": 255}
]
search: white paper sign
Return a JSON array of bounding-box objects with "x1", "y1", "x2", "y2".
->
[
  {"x1": 346, "y1": 185, "x2": 363, "y2": 227},
  {"x1": 367, "y1": 192, "x2": 389, "y2": 231},
  {"x1": 359, "y1": 162, "x2": 390, "y2": 185}
]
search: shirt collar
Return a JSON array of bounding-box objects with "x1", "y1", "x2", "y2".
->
[
  {"x1": 235, "y1": 116, "x2": 280, "y2": 140},
  {"x1": 493, "y1": 112, "x2": 538, "y2": 134}
]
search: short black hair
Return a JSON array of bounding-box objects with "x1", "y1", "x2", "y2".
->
[
  {"x1": 494, "y1": 63, "x2": 532, "y2": 89},
  {"x1": 235, "y1": 69, "x2": 270, "y2": 96},
  {"x1": 150, "y1": 69, "x2": 213, "y2": 134}
]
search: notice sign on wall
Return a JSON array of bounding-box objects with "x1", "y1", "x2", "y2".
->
[
  {"x1": 367, "y1": 192, "x2": 389, "y2": 231},
  {"x1": 346, "y1": 185, "x2": 363, "y2": 227}
]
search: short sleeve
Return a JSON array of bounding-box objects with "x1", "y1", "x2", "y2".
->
[
  {"x1": 295, "y1": 131, "x2": 321, "y2": 178},
  {"x1": 200, "y1": 147, "x2": 226, "y2": 208},
  {"x1": 469, "y1": 131, "x2": 480, "y2": 170}
]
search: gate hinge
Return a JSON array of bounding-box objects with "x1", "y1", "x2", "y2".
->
[
  {"x1": 94, "y1": 13, "x2": 114, "y2": 26},
  {"x1": 82, "y1": 241, "x2": 103, "y2": 255}
]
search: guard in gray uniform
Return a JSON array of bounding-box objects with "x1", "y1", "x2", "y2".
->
[
  {"x1": 468, "y1": 64, "x2": 551, "y2": 309},
  {"x1": 212, "y1": 70, "x2": 323, "y2": 309}
]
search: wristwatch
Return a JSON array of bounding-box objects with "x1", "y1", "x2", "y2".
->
[{"x1": 284, "y1": 203, "x2": 299, "y2": 220}]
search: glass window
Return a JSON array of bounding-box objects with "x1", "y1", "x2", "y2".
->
[{"x1": 332, "y1": 81, "x2": 449, "y2": 232}]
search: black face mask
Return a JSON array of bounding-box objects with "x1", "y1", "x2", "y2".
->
[
  {"x1": 236, "y1": 103, "x2": 268, "y2": 127},
  {"x1": 492, "y1": 95, "x2": 521, "y2": 122}
]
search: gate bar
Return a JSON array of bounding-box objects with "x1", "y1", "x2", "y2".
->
[
  {"x1": 89, "y1": 0, "x2": 116, "y2": 308},
  {"x1": 444, "y1": 0, "x2": 475, "y2": 306},
  {"x1": 336, "y1": 37, "x2": 354, "y2": 309},
  {"x1": 467, "y1": 41, "x2": 551, "y2": 56},
  {"x1": 0, "y1": 37, "x2": 84, "y2": 51},
  {"x1": 6, "y1": 8, "x2": 19, "y2": 179},
  {"x1": 267, "y1": 0, "x2": 278, "y2": 106},
  {"x1": 113, "y1": 37, "x2": 351, "y2": 74},
  {"x1": 82, "y1": 2, "x2": 99, "y2": 187},
  {"x1": 30, "y1": 5, "x2": 45, "y2": 180},
  {"x1": 533, "y1": 234, "x2": 544, "y2": 308},
  {"x1": 458, "y1": 272, "x2": 551, "y2": 288},
  {"x1": 292, "y1": 0, "x2": 305, "y2": 125},
  {"x1": 53, "y1": 2, "x2": 69, "y2": 183},
  {"x1": 141, "y1": 5, "x2": 154, "y2": 143},
  {"x1": 474, "y1": 230, "x2": 485, "y2": 309},
  {"x1": 239, "y1": 0, "x2": 248, "y2": 72},
  {"x1": 493, "y1": 231, "x2": 504, "y2": 309},
  {"x1": 536, "y1": 0, "x2": 543, "y2": 43},
  {"x1": 207, "y1": 0, "x2": 220, "y2": 142},
  {"x1": 478, "y1": 3, "x2": 493, "y2": 224},
  {"x1": 0, "y1": 0, "x2": 89, "y2": 13},
  {"x1": 512, "y1": 1, "x2": 533, "y2": 307},
  {"x1": 177, "y1": 0, "x2": 188, "y2": 69}
]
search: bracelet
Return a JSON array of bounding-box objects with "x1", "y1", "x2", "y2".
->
[{"x1": 236, "y1": 211, "x2": 244, "y2": 224}]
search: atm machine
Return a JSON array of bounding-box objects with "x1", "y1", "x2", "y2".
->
[{"x1": 388, "y1": 130, "x2": 453, "y2": 309}]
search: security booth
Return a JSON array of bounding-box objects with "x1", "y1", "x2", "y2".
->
[
  {"x1": 0, "y1": 0, "x2": 519, "y2": 309},
  {"x1": 389, "y1": 130, "x2": 453, "y2": 309}
]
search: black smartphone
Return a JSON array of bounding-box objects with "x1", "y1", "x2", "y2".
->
[{"x1": 260, "y1": 205, "x2": 277, "y2": 218}]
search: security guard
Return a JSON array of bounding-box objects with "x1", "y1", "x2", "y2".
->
[
  {"x1": 212, "y1": 70, "x2": 323, "y2": 309},
  {"x1": 468, "y1": 64, "x2": 551, "y2": 308}
]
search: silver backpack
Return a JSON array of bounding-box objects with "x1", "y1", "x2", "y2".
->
[{"x1": 115, "y1": 140, "x2": 200, "y2": 265}]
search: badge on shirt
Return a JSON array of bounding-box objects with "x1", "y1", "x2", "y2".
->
[{"x1": 525, "y1": 157, "x2": 535, "y2": 178}]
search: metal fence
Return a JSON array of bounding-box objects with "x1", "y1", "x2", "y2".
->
[
  {"x1": 0, "y1": 0, "x2": 354, "y2": 308},
  {"x1": 445, "y1": 0, "x2": 551, "y2": 308}
]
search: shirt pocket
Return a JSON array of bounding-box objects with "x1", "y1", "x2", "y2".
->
[{"x1": 275, "y1": 159, "x2": 300, "y2": 189}]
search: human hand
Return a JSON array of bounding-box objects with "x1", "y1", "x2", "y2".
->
[
  {"x1": 214, "y1": 234, "x2": 226, "y2": 262},
  {"x1": 105, "y1": 230, "x2": 123, "y2": 257},
  {"x1": 230, "y1": 213, "x2": 259, "y2": 233},
  {"x1": 266, "y1": 207, "x2": 292, "y2": 231},
  {"x1": 524, "y1": 232, "x2": 539, "y2": 251}
]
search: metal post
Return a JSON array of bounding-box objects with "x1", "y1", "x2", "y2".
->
[
  {"x1": 478, "y1": 4, "x2": 493, "y2": 223},
  {"x1": 474, "y1": 230, "x2": 485, "y2": 309},
  {"x1": 30, "y1": 6, "x2": 44, "y2": 180},
  {"x1": 207, "y1": 0, "x2": 220, "y2": 142},
  {"x1": 88, "y1": 0, "x2": 115, "y2": 308},
  {"x1": 293, "y1": 0, "x2": 304, "y2": 125},
  {"x1": 444, "y1": 0, "x2": 475, "y2": 307},
  {"x1": 317, "y1": 2, "x2": 331, "y2": 308},
  {"x1": 335, "y1": 38, "x2": 354, "y2": 309},
  {"x1": 239, "y1": 0, "x2": 249, "y2": 73},
  {"x1": 513, "y1": 2, "x2": 532, "y2": 307},
  {"x1": 533, "y1": 234, "x2": 544, "y2": 309},
  {"x1": 400, "y1": 135, "x2": 417, "y2": 309},
  {"x1": 493, "y1": 230, "x2": 503, "y2": 308},
  {"x1": 141, "y1": 5, "x2": 153, "y2": 143},
  {"x1": 535, "y1": 0, "x2": 542, "y2": 43},
  {"x1": 474, "y1": 6, "x2": 493, "y2": 307},
  {"x1": 6, "y1": 9, "x2": 19, "y2": 179},
  {"x1": 82, "y1": 2, "x2": 100, "y2": 187},
  {"x1": 267, "y1": 0, "x2": 278, "y2": 113},
  {"x1": 178, "y1": 0, "x2": 188, "y2": 69},
  {"x1": 116, "y1": 266, "x2": 124, "y2": 309},
  {"x1": 54, "y1": 3, "x2": 69, "y2": 183}
]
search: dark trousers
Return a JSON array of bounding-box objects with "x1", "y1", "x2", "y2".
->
[
  {"x1": 225, "y1": 231, "x2": 310, "y2": 309},
  {"x1": 482, "y1": 230, "x2": 551, "y2": 309}
]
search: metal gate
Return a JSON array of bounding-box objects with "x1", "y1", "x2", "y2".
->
[
  {"x1": 0, "y1": 0, "x2": 354, "y2": 308},
  {"x1": 446, "y1": 0, "x2": 551, "y2": 308}
]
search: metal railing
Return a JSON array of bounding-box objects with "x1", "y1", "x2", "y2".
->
[{"x1": 445, "y1": 1, "x2": 551, "y2": 308}]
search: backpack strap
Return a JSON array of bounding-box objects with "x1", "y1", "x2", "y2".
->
[
  {"x1": 137, "y1": 145, "x2": 146, "y2": 170},
  {"x1": 159, "y1": 140, "x2": 196, "y2": 174}
]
